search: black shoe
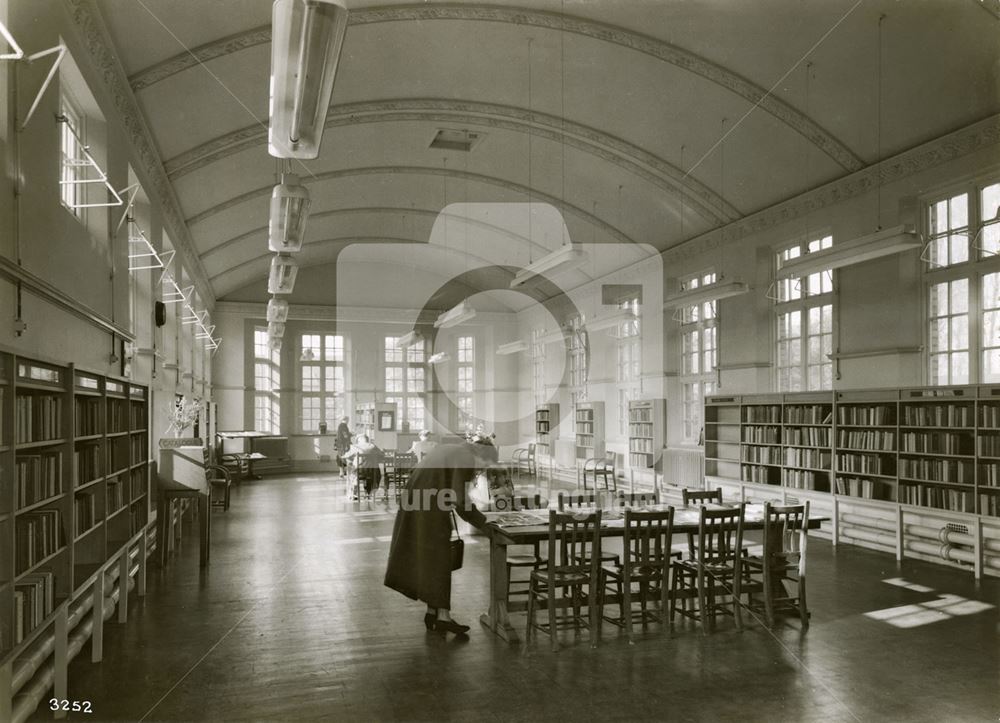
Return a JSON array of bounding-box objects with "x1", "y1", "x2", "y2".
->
[
  {"x1": 424, "y1": 613, "x2": 437, "y2": 631},
  {"x1": 435, "y1": 619, "x2": 470, "y2": 635}
]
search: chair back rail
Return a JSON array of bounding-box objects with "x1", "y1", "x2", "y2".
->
[{"x1": 548, "y1": 510, "x2": 602, "y2": 578}]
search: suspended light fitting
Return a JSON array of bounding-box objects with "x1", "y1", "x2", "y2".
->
[
  {"x1": 664, "y1": 281, "x2": 750, "y2": 309},
  {"x1": 268, "y1": 253, "x2": 299, "y2": 294},
  {"x1": 434, "y1": 300, "x2": 476, "y2": 329},
  {"x1": 396, "y1": 330, "x2": 422, "y2": 349},
  {"x1": 496, "y1": 339, "x2": 529, "y2": 355},
  {"x1": 429, "y1": 351, "x2": 450, "y2": 364},
  {"x1": 510, "y1": 244, "x2": 587, "y2": 288},
  {"x1": 267, "y1": 297, "x2": 290, "y2": 323},
  {"x1": 778, "y1": 225, "x2": 919, "y2": 280},
  {"x1": 269, "y1": 173, "x2": 310, "y2": 252},
  {"x1": 268, "y1": 0, "x2": 349, "y2": 159}
]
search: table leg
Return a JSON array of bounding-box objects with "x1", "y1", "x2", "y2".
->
[
  {"x1": 199, "y1": 492, "x2": 210, "y2": 567},
  {"x1": 479, "y1": 535, "x2": 520, "y2": 643}
]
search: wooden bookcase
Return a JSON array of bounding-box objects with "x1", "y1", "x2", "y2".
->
[
  {"x1": 574, "y1": 402, "x2": 605, "y2": 461},
  {"x1": 705, "y1": 386, "x2": 1000, "y2": 579},
  {"x1": 627, "y1": 399, "x2": 666, "y2": 469},
  {"x1": 353, "y1": 401, "x2": 396, "y2": 449},
  {"x1": 1, "y1": 351, "x2": 154, "y2": 720},
  {"x1": 535, "y1": 403, "x2": 558, "y2": 457}
]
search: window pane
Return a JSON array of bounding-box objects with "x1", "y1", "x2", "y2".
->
[
  {"x1": 302, "y1": 365, "x2": 320, "y2": 392},
  {"x1": 952, "y1": 315, "x2": 969, "y2": 350},
  {"x1": 302, "y1": 335, "x2": 320, "y2": 360},
  {"x1": 952, "y1": 352, "x2": 969, "y2": 384},
  {"x1": 951, "y1": 194, "x2": 968, "y2": 229}
]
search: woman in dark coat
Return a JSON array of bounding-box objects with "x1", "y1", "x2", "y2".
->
[
  {"x1": 334, "y1": 417, "x2": 352, "y2": 477},
  {"x1": 384, "y1": 441, "x2": 497, "y2": 635}
]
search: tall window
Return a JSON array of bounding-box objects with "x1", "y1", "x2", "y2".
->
[
  {"x1": 617, "y1": 298, "x2": 641, "y2": 435},
  {"x1": 253, "y1": 328, "x2": 280, "y2": 433},
  {"x1": 457, "y1": 336, "x2": 475, "y2": 431},
  {"x1": 531, "y1": 328, "x2": 546, "y2": 407},
  {"x1": 679, "y1": 272, "x2": 718, "y2": 443},
  {"x1": 569, "y1": 316, "x2": 587, "y2": 406},
  {"x1": 775, "y1": 236, "x2": 834, "y2": 391},
  {"x1": 59, "y1": 95, "x2": 84, "y2": 217},
  {"x1": 926, "y1": 180, "x2": 1000, "y2": 384},
  {"x1": 384, "y1": 337, "x2": 426, "y2": 431},
  {"x1": 299, "y1": 334, "x2": 345, "y2": 432}
]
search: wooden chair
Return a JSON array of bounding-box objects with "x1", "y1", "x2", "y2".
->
[
  {"x1": 670, "y1": 504, "x2": 746, "y2": 634},
  {"x1": 601, "y1": 507, "x2": 675, "y2": 643},
  {"x1": 680, "y1": 487, "x2": 751, "y2": 558},
  {"x1": 380, "y1": 450, "x2": 398, "y2": 501},
  {"x1": 219, "y1": 453, "x2": 247, "y2": 486},
  {"x1": 526, "y1": 509, "x2": 603, "y2": 651},
  {"x1": 616, "y1": 490, "x2": 661, "y2": 507},
  {"x1": 512, "y1": 443, "x2": 536, "y2": 479},
  {"x1": 393, "y1": 452, "x2": 417, "y2": 501},
  {"x1": 582, "y1": 454, "x2": 616, "y2": 491},
  {"x1": 207, "y1": 464, "x2": 232, "y2": 511},
  {"x1": 743, "y1": 501, "x2": 810, "y2": 628},
  {"x1": 557, "y1": 492, "x2": 619, "y2": 566},
  {"x1": 505, "y1": 494, "x2": 547, "y2": 599}
]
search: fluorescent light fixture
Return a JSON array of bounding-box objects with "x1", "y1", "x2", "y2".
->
[
  {"x1": 269, "y1": 335, "x2": 283, "y2": 351},
  {"x1": 162, "y1": 274, "x2": 194, "y2": 305},
  {"x1": 127, "y1": 221, "x2": 164, "y2": 272},
  {"x1": 776, "y1": 224, "x2": 919, "y2": 280},
  {"x1": 510, "y1": 245, "x2": 587, "y2": 288},
  {"x1": 0, "y1": 21, "x2": 24, "y2": 60},
  {"x1": 268, "y1": 253, "x2": 299, "y2": 294},
  {"x1": 268, "y1": 321, "x2": 286, "y2": 338},
  {"x1": 587, "y1": 307, "x2": 636, "y2": 332},
  {"x1": 195, "y1": 325, "x2": 216, "y2": 340},
  {"x1": 268, "y1": 173, "x2": 310, "y2": 252},
  {"x1": 57, "y1": 116, "x2": 124, "y2": 208},
  {"x1": 269, "y1": 0, "x2": 349, "y2": 159},
  {"x1": 429, "y1": 351, "x2": 450, "y2": 364},
  {"x1": 397, "y1": 330, "x2": 422, "y2": 348},
  {"x1": 181, "y1": 305, "x2": 208, "y2": 326},
  {"x1": 664, "y1": 281, "x2": 749, "y2": 309},
  {"x1": 434, "y1": 300, "x2": 476, "y2": 329},
  {"x1": 539, "y1": 328, "x2": 568, "y2": 345},
  {"x1": 496, "y1": 339, "x2": 529, "y2": 355},
  {"x1": 267, "y1": 297, "x2": 290, "y2": 323}
]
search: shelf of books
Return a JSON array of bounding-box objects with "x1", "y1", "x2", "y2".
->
[
  {"x1": 1, "y1": 351, "x2": 155, "y2": 721},
  {"x1": 574, "y1": 402, "x2": 605, "y2": 461},
  {"x1": 704, "y1": 385, "x2": 1000, "y2": 579},
  {"x1": 627, "y1": 399, "x2": 665, "y2": 470},
  {"x1": 534, "y1": 403, "x2": 558, "y2": 458}
]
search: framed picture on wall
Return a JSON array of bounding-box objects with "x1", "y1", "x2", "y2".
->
[{"x1": 378, "y1": 410, "x2": 395, "y2": 431}]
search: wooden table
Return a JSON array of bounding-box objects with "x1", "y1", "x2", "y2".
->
[{"x1": 479, "y1": 503, "x2": 826, "y2": 643}]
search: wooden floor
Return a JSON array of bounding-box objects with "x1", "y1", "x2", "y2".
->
[{"x1": 31, "y1": 472, "x2": 1000, "y2": 722}]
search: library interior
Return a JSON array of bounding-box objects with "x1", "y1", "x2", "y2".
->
[{"x1": 0, "y1": 0, "x2": 998, "y2": 721}]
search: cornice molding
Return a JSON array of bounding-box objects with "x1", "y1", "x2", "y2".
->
[
  {"x1": 127, "y1": 4, "x2": 861, "y2": 172},
  {"x1": 662, "y1": 114, "x2": 1000, "y2": 265},
  {"x1": 165, "y1": 98, "x2": 738, "y2": 224},
  {"x1": 217, "y1": 301, "x2": 516, "y2": 324},
  {"x1": 65, "y1": 0, "x2": 215, "y2": 306},
  {"x1": 186, "y1": 165, "x2": 637, "y2": 245}
]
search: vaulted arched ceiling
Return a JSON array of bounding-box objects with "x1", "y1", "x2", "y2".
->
[{"x1": 83, "y1": 0, "x2": 1000, "y2": 307}]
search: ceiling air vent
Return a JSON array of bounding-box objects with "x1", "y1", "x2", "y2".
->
[{"x1": 429, "y1": 129, "x2": 483, "y2": 152}]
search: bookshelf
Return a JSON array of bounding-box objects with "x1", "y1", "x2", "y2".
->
[
  {"x1": 1, "y1": 351, "x2": 154, "y2": 719},
  {"x1": 627, "y1": 399, "x2": 665, "y2": 470},
  {"x1": 574, "y1": 402, "x2": 605, "y2": 461},
  {"x1": 354, "y1": 401, "x2": 396, "y2": 449},
  {"x1": 705, "y1": 385, "x2": 1000, "y2": 579},
  {"x1": 535, "y1": 403, "x2": 559, "y2": 457}
]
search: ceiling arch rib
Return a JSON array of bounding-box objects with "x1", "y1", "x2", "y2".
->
[
  {"x1": 127, "y1": 5, "x2": 862, "y2": 173},
  {"x1": 165, "y1": 99, "x2": 739, "y2": 224},
  {"x1": 185, "y1": 166, "x2": 638, "y2": 245},
  {"x1": 201, "y1": 206, "x2": 554, "y2": 265}
]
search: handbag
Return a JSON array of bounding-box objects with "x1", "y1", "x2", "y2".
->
[{"x1": 449, "y1": 510, "x2": 464, "y2": 571}]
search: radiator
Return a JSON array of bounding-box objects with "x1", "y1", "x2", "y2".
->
[{"x1": 661, "y1": 447, "x2": 704, "y2": 489}]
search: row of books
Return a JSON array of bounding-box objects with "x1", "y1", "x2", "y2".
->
[
  {"x1": 741, "y1": 445, "x2": 782, "y2": 464},
  {"x1": 74, "y1": 491, "x2": 98, "y2": 534},
  {"x1": 16, "y1": 510, "x2": 63, "y2": 575},
  {"x1": 75, "y1": 398, "x2": 102, "y2": 437},
  {"x1": 130, "y1": 505, "x2": 146, "y2": 532},
  {"x1": 785, "y1": 448, "x2": 832, "y2": 469},
  {"x1": 979, "y1": 463, "x2": 1000, "y2": 486},
  {"x1": 899, "y1": 484, "x2": 975, "y2": 512},
  {"x1": 629, "y1": 452, "x2": 653, "y2": 468},
  {"x1": 741, "y1": 464, "x2": 779, "y2": 484},
  {"x1": 744, "y1": 425, "x2": 780, "y2": 444},
  {"x1": 629, "y1": 408, "x2": 653, "y2": 423},
  {"x1": 980, "y1": 494, "x2": 1000, "y2": 516},
  {"x1": 786, "y1": 427, "x2": 830, "y2": 446},
  {"x1": 630, "y1": 438, "x2": 655, "y2": 453},
  {"x1": 13, "y1": 571, "x2": 55, "y2": 646},
  {"x1": 130, "y1": 468, "x2": 147, "y2": 499},
  {"x1": 977, "y1": 435, "x2": 1000, "y2": 457},
  {"x1": 784, "y1": 405, "x2": 832, "y2": 424},
  {"x1": 15, "y1": 453, "x2": 63, "y2": 509},
  {"x1": 835, "y1": 476, "x2": 892, "y2": 500},
  {"x1": 782, "y1": 469, "x2": 829, "y2": 491},
  {"x1": 837, "y1": 429, "x2": 894, "y2": 451},
  {"x1": 898, "y1": 458, "x2": 972, "y2": 484},
  {"x1": 15, "y1": 394, "x2": 63, "y2": 444},
  {"x1": 576, "y1": 423, "x2": 594, "y2": 434},
  {"x1": 836, "y1": 452, "x2": 889, "y2": 475},
  {"x1": 899, "y1": 432, "x2": 970, "y2": 455},
  {"x1": 837, "y1": 405, "x2": 894, "y2": 426},
  {"x1": 130, "y1": 402, "x2": 147, "y2": 429},
  {"x1": 106, "y1": 399, "x2": 129, "y2": 434},
  {"x1": 628, "y1": 422, "x2": 653, "y2": 437},
  {"x1": 75, "y1": 444, "x2": 103, "y2": 485},
  {"x1": 900, "y1": 404, "x2": 971, "y2": 428},
  {"x1": 130, "y1": 434, "x2": 147, "y2": 463},
  {"x1": 107, "y1": 437, "x2": 130, "y2": 474},
  {"x1": 107, "y1": 477, "x2": 125, "y2": 516},
  {"x1": 574, "y1": 411, "x2": 594, "y2": 421},
  {"x1": 744, "y1": 405, "x2": 781, "y2": 423}
]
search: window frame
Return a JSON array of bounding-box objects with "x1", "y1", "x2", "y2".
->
[
  {"x1": 616, "y1": 297, "x2": 641, "y2": 436},
  {"x1": 383, "y1": 336, "x2": 427, "y2": 432},
  {"x1": 253, "y1": 327, "x2": 281, "y2": 434},
  {"x1": 456, "y1": 335, "x2": 475, "y2": 431},
  {"x1": 678, "y1": 271, "x2": 718, "y2": 444},
  {"x1": 298, "y1": 333, "x2": 347, "y2": 433},
  {"x1": 59, "y1": 92, "x2": 86, "y2": 219}
]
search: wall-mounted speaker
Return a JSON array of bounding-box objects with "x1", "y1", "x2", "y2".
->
[{"x1": 155, "y1": 301, "x2": 166, "y2": 327}]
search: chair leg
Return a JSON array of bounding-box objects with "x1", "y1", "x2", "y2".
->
[
  {"x1": 526, "y1": 583, "x2": 535, "y2": 644},
  {"x1": 623, "y1": 577, "x2": 634, "y2": 644},
  {"x1": 799, "y1": 573, "x2": 809, "y2": 628},
  {"x1": 697, "y1": 566, "x2": 709, "y2": 635},
  {"x1": 763, "y1": 565, "x2": 776, "y2": 628},
  {"x1": 733, "y1": 571, "x2": 744, "y2": 632},
  {"x1": 548, "y1": 583, "x2": 559, "y2": 652}
]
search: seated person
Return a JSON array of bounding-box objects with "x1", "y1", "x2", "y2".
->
[
  {"x1": 406, "y1": 430, "x2": 438, "y2": 460},
  {"x1": 343, "y1": 434, "x2": 383, "y2": 497}
]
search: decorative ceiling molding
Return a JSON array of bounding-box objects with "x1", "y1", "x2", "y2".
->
[
  {"x1": 165, "y1": 98, "x2": 739, "y2": 224},
  {"x1": 127, "y1": 4, "x2": 862, "y2": 172},
  {"x1": 662, "y1": 114, "x2": 1000, "y2": 264},
  {"x1": 201, "y1": 206, "x2": 537, "y2": 263},
  {"x1": 216, "y1": 301, "x2": 515, "y2": 324},
  {"x1": 65, "y1": 0, "x2": 215, "y2": 306},
  {"x1": 185, "y1": 165, "x2": 638, "y2": 245}
]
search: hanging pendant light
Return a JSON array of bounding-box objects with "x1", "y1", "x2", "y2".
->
[{"x1": 269, "y1": 173, "x2": 310, "y2": 252}]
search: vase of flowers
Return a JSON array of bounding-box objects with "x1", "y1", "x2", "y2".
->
[{"x1": 166, "y1": 396, "x2": 202, "y2": 438}]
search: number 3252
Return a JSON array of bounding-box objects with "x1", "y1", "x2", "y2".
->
[{"x1": 49, "y1": 699, "x2": 92, "y2": 713}]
